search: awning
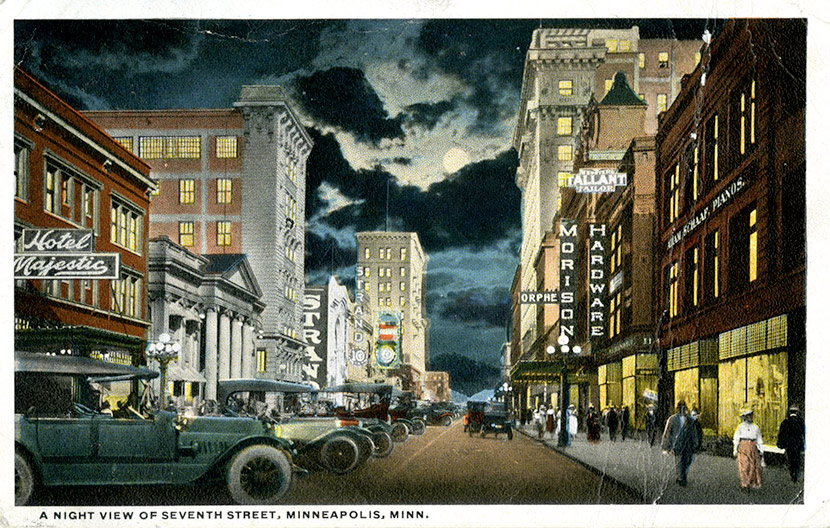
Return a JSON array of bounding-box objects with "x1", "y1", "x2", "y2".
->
[
  {"x1": 167, "y1": 362, "x2": 206, "y2": 383},
  {"x1": 510, "y1": 361, "x2": 564, "y2": 382},
  {"x1": 15, "y1": 325, "x2": 144, "y2": 355}
]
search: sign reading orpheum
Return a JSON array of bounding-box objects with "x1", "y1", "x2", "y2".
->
[{"x1": 14, "y1": 229, "x2": 120, "y2": 279}]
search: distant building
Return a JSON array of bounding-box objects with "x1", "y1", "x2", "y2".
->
[
  {"x1": 87, "y1": 86, "x2": 313, "y2": 390},
  {"x1": 423, "y1": 371, "x2": 452, "y2": 402},
  {"x1": 654, "y1": 19, "x2": 805, "y2": 441},
  {"x1": 14, "y1": 67, "x2": 156, "y2": 366},
  {"x1": 356, "y1": 232, "x2": 429, "y2": 394}
]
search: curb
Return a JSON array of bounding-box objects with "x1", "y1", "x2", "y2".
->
[{"x1": 517, "y1": 427, "x2": 646, "y2": 503}]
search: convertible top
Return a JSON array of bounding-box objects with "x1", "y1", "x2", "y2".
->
[
  {"x1": 217, "y1": 378, "x2": 316, "y2": 402},
  {"x1": 14, "y1": 351, "x2": 158, "y2": 379},
  {"x1": 322, "y1": 382, "x2": 392, "y2": 394}
]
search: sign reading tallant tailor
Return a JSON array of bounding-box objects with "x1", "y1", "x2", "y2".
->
[
  {"x1": 15, "y1": 228, "x2": 120, "y2": 279},
  {"x1": 569, "y1": 169, "x2": 627, "y2": 193},
  {"x1": 559, "y1": 220, "x2": 578, "y2": 340},
  {"x1": 302, "y1": 287, "x2": 328, "y2": 387},
  {"x1": 588, "y1": 223, "x2": 607, "y2": 339}
]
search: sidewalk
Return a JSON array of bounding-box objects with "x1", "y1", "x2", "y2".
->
[{"x1": 518, "y1": 425, "x2": 804, "y2": 504}]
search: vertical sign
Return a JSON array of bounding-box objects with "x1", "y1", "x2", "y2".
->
[
  {"x1": 351, "y1": 266, "x2": 370, "y2": 367},
  {"x1": 376, "y1": 311, "x2": 401, "y2": 369},
  {"x1": 302, "y1": 286, "x2": 328, "y2": 387},
  {"x1": 589, "y1": 223, "x2": 607, "y2": 340},
  {"x1": 559, "y1": 220, "x2": 577, "y2": 341}
]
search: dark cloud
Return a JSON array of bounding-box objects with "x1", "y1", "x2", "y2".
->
[
  {"x1": 304, "y1": 230, "x2": 357, "y2": 280},
  {"x1": 403, "y1": 100, "x2": 457, "y2": 131},
  {"x1": 294, "y1": 67, "x2": 405, "y2": 145},
  {"x1": 392, "y1": 157, "x2": 412, "y2": 166},
  {"x1": 432, "y1": 287, "x2": 512, "y2": 328}
]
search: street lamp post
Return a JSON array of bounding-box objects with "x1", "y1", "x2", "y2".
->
[
  {"x1": 548, "y1": 335, "x2": 582, "y2": 448},
  {"x1": 146, "y1": 333, "x2": 181, "y2": 409}
]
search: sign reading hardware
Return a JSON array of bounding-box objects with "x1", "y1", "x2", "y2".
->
[
  {"x1": 14, "y1": 253, "x2": 120, "y2": 279},
  {"x1": 569, "y1": 169, "x2": 627, "y2": 193},
  {"x1": 588, "y1": 223, "x2": 607, "y2": 339}
]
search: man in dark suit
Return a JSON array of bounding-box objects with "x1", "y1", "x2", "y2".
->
[
  {"x1": 777, "y1": 405, "x2": 805, "y2": 482},
  {"x1": 661, "y1": 401, "x2": 700, "y2": 486}
]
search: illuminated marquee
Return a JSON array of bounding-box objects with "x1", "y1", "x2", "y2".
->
[
  {"x1": 589, "y1": 223, "x2": 607, "y2": 339},
  {"x1": 559, "y1": 220, "x2": 577, "y2": 340},
  {"x1": 568, "y1": 169, "x2": 627, "y2": 193}
]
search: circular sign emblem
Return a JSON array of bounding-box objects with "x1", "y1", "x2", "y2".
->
[
  {"x1": 349, "y1": 348, "x2": 368, "y2": 367},
  {"x1": 377, "y1": 343, "x2": 397, "y2": 367}
]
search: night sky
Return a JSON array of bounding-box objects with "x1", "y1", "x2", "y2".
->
[{"x1": 14, "y1": 18, "x2": 721, "y2": 370}]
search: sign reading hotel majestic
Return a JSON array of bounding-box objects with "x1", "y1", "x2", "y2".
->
[
  {"x1": 569, "y1": 169, "x2": 628, "y2": 193},
  {"x1": 14, "y1": 229, "x2": 120, "y2": 279}
]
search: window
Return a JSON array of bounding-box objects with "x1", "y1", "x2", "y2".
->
[
  {"x1": 609, "y1": 224, "x2": 622, "y2": 273},
  {"x1": 379, "y1": 267, "x2": 385, "y2": 278},
  {"x1": 605, "y1": 39, "x2": 618, "y2": 53},
  {"x1": 365, "y1": 267, "x2": 371, "y2": 278},
  {"x1": 112, "y1": 273, "x2": 142, "y2": 318},
  {"x1": 705, "y1": 114, "x2": 720, "y2": 184},
  {"x1": 400, "y1": 247, "x2": 407, "y2": 260},
  {"x1": 257, "y1": 349, "x2": 267, "y2": 373},
  {"x1": 559, "y1": 80, "x2": 573, "y2": 96},
  {"x1": 704, "y1": 230, "x2": 720, "y2": 302},
  {"x1": 113, "y1": 136, "x2": 133, "y2": 152},
  {"x1": 44, "y1": 163, "x2": 58, "y2": 213},
  {"x1": 139, "y1": 136, "x2": 201, "y2": 159},
  {"x1": 749, "y1": 209, "x2": 758, "y2": 283},
  {"x1": 179, "y1": 179, "x2": 195, "y2": 204},
  {"x1": 217, "y1": 221, "x2": 232, "y2": 246},
  {"x1": 60, "y1": 177, "x2": 70, "y2": 206},
  {"x1": 605, "y1": 79, "x2": 614, "y2": 95},
  {"x1": 216, "y1": 136, "x2": 238, "y2": 158},
  {"x1": 557, "y1": 145, "x2": 573, "y2": 161},
  {"x1": 608, "y1": 291, "x2": 622, "y2": 338},
  {"x1": 400, "y1": 296, "x2": 407, "y2": 307},
  {"x1": 657, "y1": 93, "x2": 668, "y2": 113},
  {"x1": 285, "y1": 286, "x2": 297, "y2": 302},
  {"x1": 179, "y1": 222, "x2": 195, "y2": 247},
  {"x1": 668, "y1": 261, "x2": 679, "y2": 318},
  {"x1": 217, "y1": 178, "x2": 233, "y2": 204},
  {"x1": 638, "y1": 53, "x2": 646, "y2": 69},
  {"x1": 286, "y1": 246, "x2": 296, "y2": 262},
  {"x1": 364, "y1": 248, "x2": 371, "y2": 260},
  {"x1": 111, "y1": 198, "x2": 143, "y2": 253},
  {"x1": 685, "y1": 246, "x2": 700, "y2": 309},
  {"x1": 619, "y1": 40, "x2": 631, "y2": 52},
  {"x1": 684, "y1": 142, "x2": 700, "y2": 210},
  {"x1": 386, "y1": 247, "x2": 393, "y2": 259},
  {"x1": 666, "y1": 164, "x2": 680, "y2": 224},
  {"x1": 14, "y1": 139, "x2": 30, "y2": 201},
  {"x1": 286, "y1": 196, "x2": 297, "y2": 222},
  {"x1": 695, "y1": 51, "x2": 702, "y2": 66},
  {"x1": 735, "y1": 77, "x2": 757, "y2": 157},
  {"x1": 658, "y1": 52, "x2": 669, "y2": 68},
  {"x1": 557, "y1": 117, "x2": 573, "y2": 136},
  {"x1": 400, "y1": 267, "x2": 406, "y2": 277},
  {"x1": 400, "y1": 281, "x2": 406, "y2": 291},
  {"x1": 557, "y1": 171, "x2": 571, "y2": 209},
  {"x1": 729, "y1": 203, "x2": 759, "y2": 292}
]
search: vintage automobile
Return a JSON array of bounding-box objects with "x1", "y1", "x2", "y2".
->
[
  {"x1": 422, "y1": 401, "x2": 455, "y2": 427},
  {"x1": 14, "y1": 352, "x2": 302, "y2": 506},
  {"x1": 319, "y1": 383, "x2": 414, "y2": 443},
  {"x1": 389, "y1": 390, "x2": 428, "y2": 434},
  {"x1": 217, "y1": 379, "x2": 393, "y2": 474},
  {"x1": 466, "y1": 400, "x2": 513, "y2": 440}
]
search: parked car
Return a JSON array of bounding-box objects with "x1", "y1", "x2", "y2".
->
[
  {"x1": 423, "y1": 401, "x2": 455, "y2": 427},
  {"x1": 319, "y1": 383, "x2": 414, "y2": 442},
  {"x1": 465, "y1": 400, "x2": 512, "y2": 439},
  {"x1": 14, "y1": 352, "x2": 302, "y2": 506},
  {"x1": 217, "y1": 379, "x2": 392, "y2": 474},
  {"x1": 389, "y1": 390, "x2": 427, "y2": 434}
]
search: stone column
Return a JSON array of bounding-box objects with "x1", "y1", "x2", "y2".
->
[
  {"x1": 231, "y1": 316, "x2": 243, "y2": 379},
  {"x1": 204, "y1": 308, "x2": 218, "y2": 401},
  {"x1": 242, "y1": 322, "x2": 254, "y2": 378},
  {"x1": 218, "y1": 310, "x2": 231, "y2": 381}
]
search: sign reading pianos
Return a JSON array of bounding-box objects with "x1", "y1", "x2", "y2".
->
[{"x1": 14, "y1": 228, "x2": 120, "y2": 279}]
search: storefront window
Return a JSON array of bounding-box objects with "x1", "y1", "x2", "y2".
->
[
  {"x1": 718, "y1": 351, "x2": 787, "y2": 443},
  {"x1": 674, "y1": 367, "x2": 700, "y2": 411}
]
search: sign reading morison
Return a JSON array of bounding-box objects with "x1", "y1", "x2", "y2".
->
[
  {"x1": 15, "y1": 228, "x2": 120, "y2": 279},
  {"x1": 559, "y1": 220, "x2": 577, "y2": 341}
]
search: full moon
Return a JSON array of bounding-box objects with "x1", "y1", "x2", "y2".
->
[{"x1": 442, "y1": 147, "x2": 471, "y2": 173}]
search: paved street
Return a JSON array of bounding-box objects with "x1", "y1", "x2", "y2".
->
[{"x1": 30, "y1": 419, "x2": 638, "y2": 506}]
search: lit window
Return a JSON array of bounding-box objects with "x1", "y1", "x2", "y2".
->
[
  {"x1": 14, "y1": 140, "x2": 30, "y2": 201},
  {"x1": 113, "y1": 136, "x2": 133, "y2": 152},
  {"x1": 667, "y1": 164, "x2": 680, "y2": 223},
  {"x1": 557, "y1": 117, "x2": 572, "y2": 136},
  {"x1": 84, "y1": 188, "x2": 95, "y2": 221},
  {"x1": 61, "y1": 177, "x2": 70, "y2": 205},
  {"x1": 386, "y1": 247, "x2": 393, "y2": 259},
  {"x1": 365, "y1": 267, "x2": 371, "y2": 278},
  {"x1": 257, "y1": 349, "x2": 267, "y2": 372},
  {"x1": 179, "y1": 221, "x2": 195, "y2": 247},
  {"x1": 112, "y1": 274, "x2": 142, "y2": 318},
  {"x1": 557, "y1": 145, "x2": 573, "y2": 161},
  {"x1": 658, "y1": 52, "x2": 669, "y2": 68},
  {"x1": 400, "y1": 267, "x2": 406, "y2": 277},
  {"x1": 286, "y1": 246, "x2": 296, "y2": 262},
  {"x1": 695, "y1": 51, "x2": 702, "y2": 66},
  {"x1": 111, "y1": 198, "x2": 143, "y2": 254},
  {"x1": 286, "y1": 162, "x2": 296, "y2": 182},
  {"x1": 738, "y1": 78, "x2": 757, "y2": 156},
  {"x1": 217, "y1": 221, "x2": 232, "y2": 246},
  {"x1": 179, "y1": 179, "x2": 195, "y2": 204},
  {"x1": 668, "y1": 261, "x2": 679, "y2": 318},
  {"x1": 704, "y1": 230, "x2": 720, "y2": 300},
  {"x1": 286, "y1": 196, "x2": 297, "y2": 222},
  {"x1": 364, "y1": 248, "x2": 371, "y2": 260},
  {"x1": 559, "y1": 80, "x2": 573, "y2": 96},
  {"x1": 638, "y1": 53, "x2": 645, "y2": 69},
  {"x1": 605, "y1": 39, "x2": 618, "y2": 53},
  {"x1": 686, "y1": 246, "x2": 700, "y2": 308},
  {"x1": 139, "y1": 136, "x2": 201, "y2": 159},
  {"x1": 610, "y1": 224, "x2": 622, "y2": 273},
  {"x1": 400, "y1": 247, "x2": 407, "y2": 260},
  {"x1": 706, "y1": 114, "x2": 720, "y2": 183},
  {"x1": 45, "y1": 166, "x2": 57, "y2": 213},
  {"x1": 657, "y1": 93, "x2": 668, "y2": 113},
  {"x1": 400, "y1": 282, "x2": 406, "y2": 291},
  {"x1": 749, "y1": 208, "x2": 757, "y2": 282},
  {"x1": 400, "y1": 296, "x2": 407, "y2": 307},
  {"x1": 619, "y1": 40, "x2": 631, "y2": 52},
  {"x1": 217, "y1": 178, "x2": 233, "y2": 204},
  {"x1": 216, "y1": 136, "x2": 238, "y2": 158}
]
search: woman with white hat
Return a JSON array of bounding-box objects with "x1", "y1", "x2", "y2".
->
[{"x1": 733, "y1": 408, "x2": 764, "y2": 491}]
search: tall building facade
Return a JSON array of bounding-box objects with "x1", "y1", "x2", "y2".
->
[
  {"x1": 87, "y1": 85, "x2": 313, "y2": 396},
  {"x1": 655, "y1": 19, "x2": 805, "y2": 442},
  {"x1": 511, "y1": 26, "x2": 701, "y2": 414},
  {"x1": 356, "y1": 232, "x2": 429, "y2": 394},
  {"x1": 14, "y1": 67, "x2": 156, "y2": 365}
]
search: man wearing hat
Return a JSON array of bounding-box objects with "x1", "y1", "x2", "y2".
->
[
  {"x1": 662, "y1": 400, "x2": 699, "y2": 486},
  {"x1": 733, "y1": 408, "x2": 764, "y2": 491},
  {"x1": 777, "y1": 404, "x2": 805, "y2": 482}
]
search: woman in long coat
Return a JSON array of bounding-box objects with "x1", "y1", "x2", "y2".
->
[
  {"x1": 587, "y1": 405, "x2": 601, "y2": 443},
  {"x1": 733, "y1": 409, "x2": 764, "y2": 490}
]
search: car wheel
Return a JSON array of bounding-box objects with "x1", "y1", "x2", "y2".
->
[
  {"x1": 371, "y1": 431, "x2": 394, "y2": 458},
  {"x1": 320, "y1": 435, "x2": 360, "y2": 475},
  {"x1": 411, "y1": 418, "x2": 426, "y2": 435},
  {"x1": 391, "y1": 422, "x2": 410, "y2": 443},
  {"x1": 226, "y1": 445, "x2": 293, "y2": 505},
  {"x1": 354, "y1": 433, "x2": 374, "y2": 465},
  {"x1": 15, "y1": 451, "x2": 36, "y2": 506},
  {"x1": 441, "y1": 415, "x2": 452, "y2": 427}
]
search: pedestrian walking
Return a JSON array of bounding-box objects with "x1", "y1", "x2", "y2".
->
[
  {"x1": 646, "y1": 405, "x2": 658, "y2": 446},
  {"x1": 777, "y1": 405, "x2": 805, "y2": 482},
  {"x1": 661, "y1": 400, "x2": 700, "y2": 486},
  {"x1": 534, "y1": 406, "x2": 545, "y2": 439},
  {"x1": 607, "y1": 407, "x2": 619, "y2": 441},
  {"x1": 733, "y1": 408, "x2": 764, "y2": 491},
  {"x1": 587, "y1": 405, "x2": 601, "y2": 443},
  {"x1": 568, "y1": 404, "x2": 578, "y2": 440},
  {"x1": 690, "y1": 407, "x2": 704, "y2": 461},
  {"x1": 621, "y1": 406, "x2": 631, "y2": 441},
  {"x1": 546, "y1": 406, "x2": 556, "y2": 437}
]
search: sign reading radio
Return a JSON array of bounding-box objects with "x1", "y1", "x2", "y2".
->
[
  {"x1": 589, "y1": 224, "x2": 607, "y2": 338},
  {"x1": 14, "y1": 228, "x2": 120, "y2": 279},
  {"x1": 559, "y1": 220, "x2": 578, "y2": 340}
]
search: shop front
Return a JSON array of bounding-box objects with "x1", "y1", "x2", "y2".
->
[
  {"x1": 621, "y1": 353, "x2": 658, "y2": 431},
  {"x1": 668, "y1": 338, "x2": 719, "y2": 435},
  {"x1": 598, "y1": 361, "x2": 622, "y2": 410}
]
